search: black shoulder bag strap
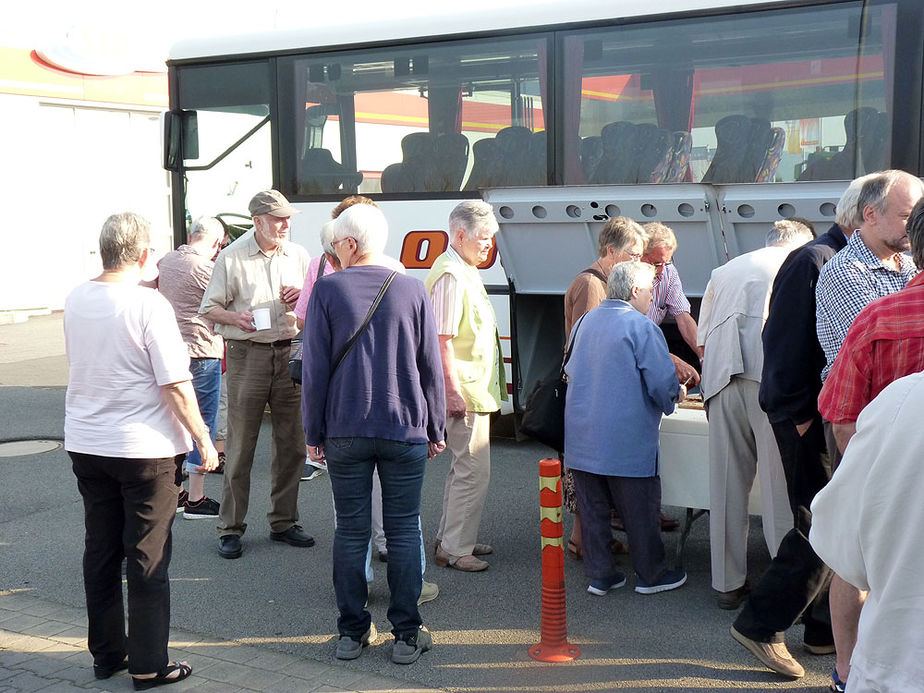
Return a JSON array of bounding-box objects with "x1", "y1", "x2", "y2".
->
[
  {"x1": 315, "y1": 254, "x2": 328, "y2": 281},
  {"x1": 581, "y1": 267, "x2": 607, "y2": 284},
  {"x1": 330, "y1": 271, "x2": 398, "y2": 375},
  {"x1": 562, "y1": 312, "x2": 588, "y2": 375}
]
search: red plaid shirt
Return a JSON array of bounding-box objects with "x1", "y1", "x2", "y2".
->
[{"x1": 818, "y1": 271, "x2": 924, "y2": 423}]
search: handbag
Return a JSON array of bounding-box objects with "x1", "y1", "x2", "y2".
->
[
  {"x1": 290, "y1": 268, "x2": 397, "y2": 383},
  {"x1": 519, "y1": 313, "x2": 587, "y2": 452},
  {"x1": 289, "y1": 256, "x2": 329, "y2": 384}
]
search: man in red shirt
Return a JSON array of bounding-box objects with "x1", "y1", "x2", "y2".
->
[{"x1": 815, "y1": 197, "x2": 924, "y2": 692}]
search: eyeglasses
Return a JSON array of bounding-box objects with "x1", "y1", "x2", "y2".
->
[
  {"x1": 331, "y1": 237, "x2": 352, "y2": 249},
  {"x1": 650, "y1": 260, "x2": 673, "y2": 268}
]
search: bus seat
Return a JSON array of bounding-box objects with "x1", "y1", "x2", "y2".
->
[
  {"x1": 664, "y1": 131, "x2": 692, "y2": 182},
  {"x1": 580, "y1": 136, "x2": 603, "y2": 181},
  {"x1": 525, "y1": 130, "x2": 548, "y2": 186},
  {"x1": 755, "y1": 126, "x2": 785, "y2": 182},
  {"x1": 591, "y1": 121, "x2": 637, "y2": 184},
  {"x1": 298, "y1": 148, "x2": 363, "y2": 194},
  {"x1": 635, "y1": 123, "x2": 673, "y2": 183},
  {"x1": 861, "y1": 110, "x2": 890, "y2": 173},
  {"x1": 495, "y1": 126, "x2": 534, "y2": 185},
  {"x1": 465, "y1": 137, "x2": 502, "y2": 190},
  {"x1": 702, "y1": 114, "x2": 753, "y2": 183},
  {"x1": 380, "y1": 162, "x2": 406, "y2": 193},
  {"x1": 401, "y1": 132, "x2": 437, "y2": 192},
  {"x1": 380, "y1": 132, "x2": 437, "y2": 193},
  {"x1": 798, "y1": 107, "x2": 879, "y2": 181},
  {"x1": 432, "y1": 133, "x2": 470, "y2": 191}
]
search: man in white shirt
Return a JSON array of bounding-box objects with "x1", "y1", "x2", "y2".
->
[{"x1": 698, "y1": 220, "x2": 813, "y2": 610}]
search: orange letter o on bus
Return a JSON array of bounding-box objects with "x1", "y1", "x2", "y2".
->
[{"x1": 400, "y1": 230, "x2": 448, "y2": 269}]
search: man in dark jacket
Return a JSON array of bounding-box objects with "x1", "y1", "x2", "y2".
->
[{"x1": 730, "y1": 174, "x2": 872, "y2": 680}]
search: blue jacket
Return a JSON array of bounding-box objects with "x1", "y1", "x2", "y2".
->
[
  {"x1": 564, "y1": 300, "x2": 680, "y2": 477},
  {"x1": 302, "y1": 265, "x2": 446, "y2": 446}
]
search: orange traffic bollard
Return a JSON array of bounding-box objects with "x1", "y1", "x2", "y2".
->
[{"x1": 529, "y1": 457, "x2": 581, "y2": 662}]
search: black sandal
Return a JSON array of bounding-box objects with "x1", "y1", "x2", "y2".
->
[{"x1": 132, "y1": 661, "x2": 192, "y2": 690}]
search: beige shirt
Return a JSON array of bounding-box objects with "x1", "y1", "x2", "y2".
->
[
  {"x1": 697, "y1": 245, "x2": 790, "y2": 401},
  {"x1": 199, "y1": 230, "x2": 310, "y2": 343}
]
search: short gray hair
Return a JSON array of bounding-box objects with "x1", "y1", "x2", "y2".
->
[
  {"x1": 766, "y1": 219, "x2": 813, "y2": 248},
  {"x1": 99, "y1": 212, "x2": 151, "y2": 270},
  {"x1": 319, "y1": 220, "x2": 337, "y2": 255},
  {"x1": 642, "y1": 222, "x2": 677, "y2": 253},
  {"x1": 333, "y1": 203, "x2": 388, "y2": 255},
  {"x1": 598, "y1": 217, "x2": 646, "y2": 258},
  {"x1": 856, "y1": 170, "x2": 924, "y2": 222},
  {"x1": 189, "y1": 216, "x2": 223, "y2": 242},
  {"x1": 834, "y1": 174, "x2": 877, "y2": 229},
  {"x1": 449, "y1": 200, "x2": 498, "y2": 239},
  {"x1": 606, "y1": 261, "x2": 655, "y2": 301}
]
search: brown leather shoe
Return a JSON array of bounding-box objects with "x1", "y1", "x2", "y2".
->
[
  {"x1": 450, "y1": 554, "x2": 489, "y2": 572},
  {"x1": 716, "y1": 582, "x2": 750, "y2": 610},
  {"x1": 472, "y1": 543, "x2": 493, "y2": 556},
  {"x1": 435, "y1": 545, "x2": 488, "y2": 571}
]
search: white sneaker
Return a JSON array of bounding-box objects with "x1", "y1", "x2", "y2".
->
[{"x1": 301, "y1": 459, "x2": 327, "y2": 481}]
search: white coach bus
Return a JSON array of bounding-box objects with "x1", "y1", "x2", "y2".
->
[{"x1": 163, "y1": 0, "x2": 924, "y2": 411}]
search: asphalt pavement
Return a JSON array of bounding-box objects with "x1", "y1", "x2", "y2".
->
[{"x1": 0, "y1": 313, "x2": 836, "y2": 692}]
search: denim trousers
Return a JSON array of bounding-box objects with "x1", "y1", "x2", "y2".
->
[
  {"x1": 69, "y1": 451, "x2": 181, "y2": 675},
  {"x1": 326, "y1": 437, "x2": 426, "y2": 640},
  {"x1": 185, "y1": 357, "x2": 221, "y2": 473}
]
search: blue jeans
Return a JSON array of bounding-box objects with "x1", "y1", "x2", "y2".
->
[
  {"x1": 326, "y1": 437, "x2": 426, "y2": 640},
  {"x1": 185, "y1": 358, "x2": 221, "y2": 474}
]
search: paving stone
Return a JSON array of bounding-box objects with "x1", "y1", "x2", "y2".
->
[
  {"x1": 11, "y1": 653, "x2": 72, "y2": 676},
  {"x1": 3, "y1": 671, "x2": 55, "y2": 692},
  {"x1": 259, "y1": 676, "x2": 320, "y2": 693}
]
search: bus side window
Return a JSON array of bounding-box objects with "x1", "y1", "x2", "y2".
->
[{"x1": 562, "y1": 3, "x2": 896, "y2": 184}]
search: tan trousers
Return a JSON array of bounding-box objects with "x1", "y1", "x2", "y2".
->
[
  {"x1": 437, "y1": 411, "x2": 492, "y2": 557},
  {"x1": 707, "y1": 378, "x2": 791, "y2": 592},
  {"x1": 218, "y1": 340, "x2": 305, "y2": 536}
]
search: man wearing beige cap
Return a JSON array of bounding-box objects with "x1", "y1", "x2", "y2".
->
[{"x1": 200, "y1": 190, "x2": 312, "y2": 559}]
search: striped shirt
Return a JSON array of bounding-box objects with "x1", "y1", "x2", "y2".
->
[
  {"x1": 816, "y1": 230, "x2": 918, "y2": 382},
  {"x1": 429, "y1": 245, "x2": 466, "y2": 336},
  {"x1": 647, "y1": 262, "x2": 691, "y2": 325},
  {"x1": 817, "y1": 272, "x2": 924, "y2": 423}
]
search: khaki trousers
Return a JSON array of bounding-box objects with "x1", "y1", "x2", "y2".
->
[
  {"x1": 218, "y1": 340, "x2": 305, "y2": 536},
  {"x1": 707, "y1": 377, "x2": 791, "y2": 592},
  {"x1": 437, "y1": 411, "x2": 492, "y2": 557}
]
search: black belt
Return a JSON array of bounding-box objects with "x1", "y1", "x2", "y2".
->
[{"x1": 245, "y1": 339, "x2": 292, "y2": 348}]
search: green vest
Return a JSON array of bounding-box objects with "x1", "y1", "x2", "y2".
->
[{"x1": 425, "y1": 250, "x2": 508, "y2": 412}]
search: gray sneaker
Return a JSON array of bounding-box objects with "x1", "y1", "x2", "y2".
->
[
  {"x1": 392, "y1": 626, "x2": 432, "y2": 664},
  {"x1": 335, "y1": 623, "x2": 376, "y2": 660}
]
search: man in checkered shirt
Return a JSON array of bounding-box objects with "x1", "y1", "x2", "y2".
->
[{"x1": 814, "y1": 168, "x2": 924, "y2": 691}]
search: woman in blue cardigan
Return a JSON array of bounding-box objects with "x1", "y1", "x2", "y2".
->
[{"x1": 564, "y1": 261, "x2": 687, "y2": 596}]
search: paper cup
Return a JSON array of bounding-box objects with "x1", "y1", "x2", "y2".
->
[{"x1": 252, "y1": 308, "x2": 271, "y2": 331}]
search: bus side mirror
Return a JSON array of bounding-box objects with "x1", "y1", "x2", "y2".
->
[{"x1": 162, "y1": 110, "x2": 199, "y2": 171}]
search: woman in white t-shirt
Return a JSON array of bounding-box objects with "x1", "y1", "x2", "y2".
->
[{"x1": 64, "y1": 212, "x2": 218, "y2": 690}]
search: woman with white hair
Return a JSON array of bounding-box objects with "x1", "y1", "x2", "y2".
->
[
  {"x1": 302, "y1": 203, "x2": 446, "y2": 664},
  {"x1": 564, "y1": 261, "x2": 687, "y2": 597}
]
